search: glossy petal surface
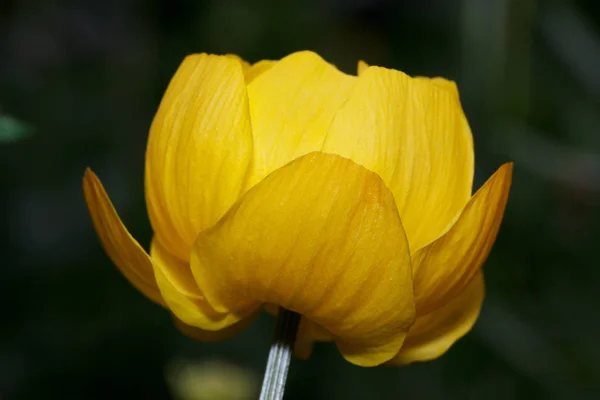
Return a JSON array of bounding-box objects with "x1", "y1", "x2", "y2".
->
[
  {"x1": 191, "y1": 152, "x2": 415, "y2": 366},
  {"x1": 388, "y1": 272, "x2": 484, "y2": 365},
  {"x1": 145, "y1": 54, "x2": 253, "y2": 261},
  {"x1": 82, "y1": 169, "x2": 163, "y2": 305},
  {"x1": 245, "y1": 51, "x2": 356, "y2": 188},
  {"x1": 413, "y1": 163, "x2": 513, "y2": 314},
  {"x1": 322, "y1": 66, "x2": 474, "y2": 251}
]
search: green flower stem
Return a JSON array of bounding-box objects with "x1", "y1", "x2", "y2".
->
[{"x1": 259, "y1": 309, "x2": 301, "y2": 400}]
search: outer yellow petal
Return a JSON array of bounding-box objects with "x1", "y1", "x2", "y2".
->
[
  {"x1": 413, "y1": 163, "x2": 513, "y2": 315},
  {"x1": 245, "y1": 51, "x2": 356, "y2": 188},
  {"x1": 388, "y1": 272, "x2": 484, "y2": 365},
  {"x1": 357, "y1": 60, "x2": 369, "y2": 75},
  {"x1": 145, "y1": 54, "x2": 253, "y2": 261},
  {"x1": 322, "y1": 66, "x2": 474, "y2": 252},
  {"x1": 150, "y1": 239, "x2": 240, "y2": 331},
  {"x1": 190, "y1": 152, "x2": 415, "y2": 366},
  {"x1": 82, "y1": 169, "x2": 164, "y2": 305}
]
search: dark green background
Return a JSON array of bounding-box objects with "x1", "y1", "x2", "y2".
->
[{"x1": 2, "y1": 0, "x2": 599, "y2": 398}]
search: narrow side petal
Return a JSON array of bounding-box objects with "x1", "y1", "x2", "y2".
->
[
  {"x1": 245, "y1": 51, "x2": 356, "y2": 189},
  {"x1": 145, "y1": 54, "x2": 253, "y2": 261},
  {"x1": 82, "y1": 169, "x2": 163, "y2": 305},
  {"x1": 322, "y1": 66, "x2": 474, "y2": 252},
  {"x1": 150, "y1": 239, "x2": 241, "y2": 331},
  {"x1": 413, "y1": 163, "x2": 513, "y2": 315},
  {"x1": 191, "y1": 152, "x2": 415, "y2": 366},
  {"x1": 388, "y1": 272, "x2": 484, "y2": 365}
]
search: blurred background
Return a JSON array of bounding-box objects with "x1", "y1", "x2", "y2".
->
[{"x1": 1, "y1": 0, "x2": 599, "y2": 398}]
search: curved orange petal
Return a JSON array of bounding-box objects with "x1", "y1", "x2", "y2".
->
[
  {"x1": 145, "y1": 53, "x2": 253, "y2": 261},
  {"x1": 190, "y1": 152, "x2": 414, "y2": 366},
  {"x1": 82, "y1": 169, "x2": 163, "y2": 305},
  {"x1": 322, "y1": 66, "x2": 474, "y2": 252},
  {"x1": 413, "y1": 163, "x2": 513, "y2": 315},
  {"x1": 245, "y1": 51, "x2": 356, "y2": 189},
  {"x1": 388, "y1": 272, "x2": 484, "y2": 365}
]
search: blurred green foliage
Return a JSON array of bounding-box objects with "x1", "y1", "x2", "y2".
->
[
  {"x1": 1, "y1": 0, "x2": 600, "y2": 399},
  {"x1": 0, "y1": 116, "x2": 32, "y2": 143}
]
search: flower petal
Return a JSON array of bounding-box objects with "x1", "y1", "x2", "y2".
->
[
  {"x1": 82, "y1": 169, "x2": 164, "y2": 305},
  {"x1": 357, "y1": 60, "x2": 369, "y2": 75},
  {"x1": 245, "y1": 51, "x2": 356, "y2": 188},
  {"x1": 145, "y1": 54, "x2": 253, "y2": 261},
  {"x1": 413, "y1": 163, "x2": 513, "y2": 314},
  {"x1": 191, "y1": 152, "x2": 415, "y2": 366},
  {"x1": 294, "y1": 318, "x2": 331, "y2": 360},
  {"x1": 322, "y1": 66, "x2": 474, "y2": 252},
  {"x1": 388, "y1": 272, "x2": 484, "y2": 365},
  {"x1": 150, "y1": 239, "x2": 240, "y2": 330},
  {"x1": 244, "y1": 60, "x2": 277, "y2": 83}
]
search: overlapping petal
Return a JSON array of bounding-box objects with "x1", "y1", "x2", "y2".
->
[
  {"x1": 245, "y1": 51, "x2": 356, "y2": 188},
  {"x1": 413, "y1": 163, "x2": 513, "y2": 315},
  {"x1": 145, "y1": 54, "x2": 253, "y2": 261},
  {"x1": 244, "y1": 60, "x2": 277, "y2": 83},
  {"x1": 82, "y1": 169, "x2": 164, "y2": 305},
  {"x1": 322, "y1": 66, "x2": 474, "y2": 252},
  {"x1": 150, "y1": 240, "x2": 241, "y2": 330},
  {"x1": 191, "y1": 152, "x2": 415, "y2": 366},
  {"x1": 388, "y1": 272, "x2": 484, "y2": 365}
]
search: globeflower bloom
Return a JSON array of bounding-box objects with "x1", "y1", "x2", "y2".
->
[{"x1": 83, "y1": 51, "x2": 512, "y2": 367}]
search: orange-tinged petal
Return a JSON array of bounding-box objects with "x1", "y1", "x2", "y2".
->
[
  {"x1": 388, "y1": 272, "x2": 484, "y2": 365},
  {"x1": 150, "y1": 239, "x2": 240, "y2": 330},
  {"x1": 413, "y1": 163, "x2": 513, "y2": 314},
  {"x1": 145, "y1": 54, "x2": 253, "y2": 261},
  {"x1": 322, "y1": 66, "x2": 474, "y2": 252},
  {"x1": 190, "y1": 152, "x2": 415, "y2": 366},
  {"x1": 82, "y1": 169, "x2": 164, "y2": 305},
  {"x1": 245, "y1": 51, "x2": 356, "y2": 188}
]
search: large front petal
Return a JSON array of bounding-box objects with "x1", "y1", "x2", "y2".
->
[
  {"x1": 388, "y1": 272, "x2": 484, "y2": 365},
  {"x1": 413, "y1": 163, "x2": 513, "y2": 315},
  {"x1": 245, "y1": 51, "x2": 356, "y2": 189},
  {"x1": 82, "y1": 169, "x2": 163, "y2": 305},
  {"x1": 190, "y1": 152, "x2": 415, "y2": 366},
  {"x1": 145, "y1": 54, "x2": 253, "y2": 261},
  {"x1": 322, "y1": 66, "x2": 474, "y2": 252}
]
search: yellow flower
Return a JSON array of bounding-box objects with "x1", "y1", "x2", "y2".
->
[{"x1": 83, "y1": 51, "x2": 512, "y2": 367}]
